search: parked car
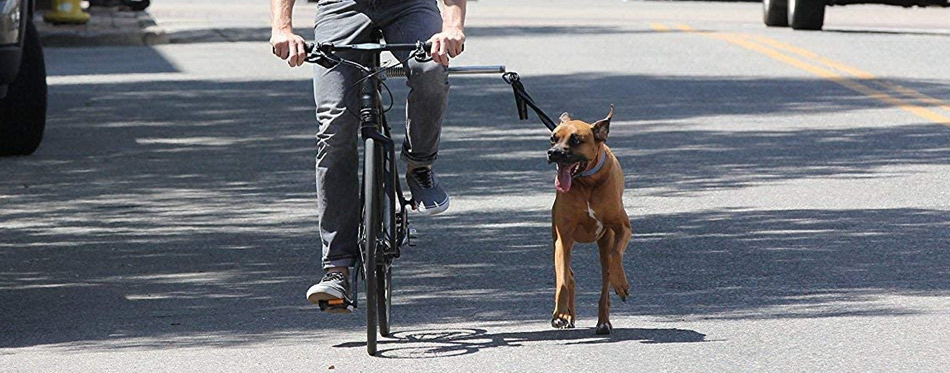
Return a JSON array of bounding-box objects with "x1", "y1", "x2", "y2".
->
[
  {"x1": 0, "y1": 0, "x2": 46, "y2": 156},
  {"x1": 764, "y1": 0, "x2": 950, "y2": 30}
]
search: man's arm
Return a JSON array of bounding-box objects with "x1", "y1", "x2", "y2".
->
[
  {"x1": 429, "y1": 0, "x2": 467, "y2": 66},
  {"x1": 270, "y1": 0, "x2": 307, "y2": 68}
]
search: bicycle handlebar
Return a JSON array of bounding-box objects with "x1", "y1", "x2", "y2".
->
[
  {"x1": 304, "y1": 40, "x2": 432, "y2": 71},
  {"x1": 304, "y1": 40, "x2": 502, "y2": 77},
  {"x1": 304, "y1": 41, "x2": 431, "y2": 56}
]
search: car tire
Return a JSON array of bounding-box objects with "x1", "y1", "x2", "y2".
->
[
  {"x1": 788, "y1": 0, "x2": 826, "y2": 30},
  {"x1": 0, "y1": 21, "x2": 47, "y2": 156},
  {"x1": 121, "y1": 0, "x2": 150, "y2": 11},
  {"x1": 763, "y1": 0, "x2": 789, "y2": 27}
]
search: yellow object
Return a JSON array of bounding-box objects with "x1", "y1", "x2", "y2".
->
[{"x1": 43, "y1": 0, "x2": 91, "y2": 25}]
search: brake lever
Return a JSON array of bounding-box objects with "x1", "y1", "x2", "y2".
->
[
  {"x1": 305, "y1": 42, "x2": 342, "y2": 69},
  {"x1": 413, "y1": 41, "x2": 434, "y2": 63},
  {"x1": 413, "y1": 41, "x2": 464, "y2": 63}
]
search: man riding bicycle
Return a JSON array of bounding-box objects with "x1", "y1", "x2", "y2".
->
[{"x1": 269, "y1": 0, "x2": 467, "y2": 312}]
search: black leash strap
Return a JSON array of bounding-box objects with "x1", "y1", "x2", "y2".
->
[{"x1": 503, "y1": 72, "x2": 557, "y2": 131}]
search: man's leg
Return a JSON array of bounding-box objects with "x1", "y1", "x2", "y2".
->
[
  {"x1": 307, "y1": 0, "x2": 375, "y2": 309},
  {"x1": 379, "y1": 0, "x2": 451, "y2": 214}
]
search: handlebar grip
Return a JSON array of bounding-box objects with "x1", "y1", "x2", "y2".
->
[{"x1": 421, "y1": 41, "x2": 464, "y2": 56}]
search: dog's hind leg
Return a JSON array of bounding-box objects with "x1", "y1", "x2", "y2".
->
[
  {"x1": 596, "y1": 230, "x2": 615, "y2": 335},
  {"x1": 552, "y1": 231, "x2": 575, "y2": 329}
]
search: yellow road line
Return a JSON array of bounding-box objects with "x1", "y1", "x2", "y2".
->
[
  {"x1": 649, "y1": 23, "x2": 671, "y2": 32},
  {"x1": 673, "y1": 24, "x2": 693, "y2": 32},
  {"x1": 669, "y1": 23, "x2": 950, "y2": 127},
  {"x1": 742, "y1": 34, "x2": 875, "y2": 79},
  {"x1": 741, "y1": 34, "x2": 950, "y2": 113},
  {"x1": 875, "y1": 80, "x2": 950, "y2": 113}
]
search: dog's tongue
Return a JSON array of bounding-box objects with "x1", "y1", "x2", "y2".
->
[{"x1": 555, "y1": 164, "x2": 573, "y2": 193}]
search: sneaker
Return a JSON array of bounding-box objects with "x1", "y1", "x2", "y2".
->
[
  {"x1": 306, "y1": 271, "x2": 353, "y2": 313},
  {"x1": 406, "y1": 166, "x2": 450, "y2": 215}
]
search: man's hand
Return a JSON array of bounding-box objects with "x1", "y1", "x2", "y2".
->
[
  {"x1": 271, "y1": 28, "x2": 308, "y2": 68},
  {"x1": 428, "y1": 27, "x2": 465, "y2": 67}
]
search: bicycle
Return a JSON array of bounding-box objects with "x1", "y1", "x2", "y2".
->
[{"x1": 303, "y1": 34, "x2": 505, "y2": 356}]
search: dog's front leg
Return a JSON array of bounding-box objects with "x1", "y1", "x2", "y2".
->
[
  {"x1": 596, "y1": 229, "x2": 615, "y2": 335},
  {"x1": 609, "y1": 223, "x2": 632, "y2": 301},
  {"x1": 552, "y1": 228, "x2": 575, "y2": 329}
]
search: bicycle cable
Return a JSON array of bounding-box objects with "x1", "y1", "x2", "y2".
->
[{"x1": 340, "y1": 49, "x2": 426, "y2": 119}]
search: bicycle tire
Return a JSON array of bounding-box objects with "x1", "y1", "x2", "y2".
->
[
  {"x1": 377, "y1": 265, "x2": 392, "y2": 337},
  {"x1": 363, "y1": 137, "x2": 379, "y2": 356},
  {"x1": 377, "y1": 149, "x2": 396, "y2": 338}
]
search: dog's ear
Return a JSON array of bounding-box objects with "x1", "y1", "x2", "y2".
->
[
  {"x1": 559, "y1": 112, "x2": 572, "y2": 123},
  {"x1": 592, "y1": 104, "x2": 614, "y2": 142}
]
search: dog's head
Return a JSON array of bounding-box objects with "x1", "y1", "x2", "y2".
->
[{"x1": 547, "y1": 104, "x2": 613, "y2": 193}]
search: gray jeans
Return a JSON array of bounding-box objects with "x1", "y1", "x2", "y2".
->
[{"x1": 313, "y1": 0, "x2": 449, "y2": 269}]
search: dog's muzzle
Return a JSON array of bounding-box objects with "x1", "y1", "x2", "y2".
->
[{"x1": 547, "y1": 147, "x2": 572, "y2": 164}]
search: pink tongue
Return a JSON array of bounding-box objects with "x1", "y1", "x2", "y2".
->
[{"x1": 555, "y1": 164, "x2": 573, "y2": 193}]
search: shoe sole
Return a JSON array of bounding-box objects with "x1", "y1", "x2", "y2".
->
[
  {"x1": 416, "y1": 195, "x2": 450, "y2": 216},
  {"x1": 307, "y1": 287, "x2": 353, "y2": 314}
]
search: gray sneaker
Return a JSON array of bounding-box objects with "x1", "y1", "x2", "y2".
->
[
  {"x1": 306, "y1": 271, "x2": 353, "y2": 313},
  {"x1": 406, "y1": 166, "x2": 450, "y2": 215}
]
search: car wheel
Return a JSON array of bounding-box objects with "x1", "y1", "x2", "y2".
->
[
  {"x1": 121, "y1": 0, "x2": 150, "y2": 11},
  {"x1": 763, "y1": 0, "x2": 789, "y2": 27},
  {"x1": 0, "y1": 21, "x2": 47, "y2": 156},
  {"x1": 788, "y1": 0, "x2": 826, "y2": 30}
]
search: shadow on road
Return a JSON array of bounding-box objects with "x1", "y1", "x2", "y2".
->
[
  {"x1": 2, "y1": 71, "x2": 949, "y2": 349},
  {"x1": 44, "y1": 46, "x2": 179, "y2": 76},
  {"x1": 332, "y1": 327, "x2": 708, "y2": 358},
  {"x1": 822, "y1": 28, "x2": 950, "y2": 38}
]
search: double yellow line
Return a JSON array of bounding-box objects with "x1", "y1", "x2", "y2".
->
[{"x1": 649, "y1": 23, "x2": 950, "y2": 127}]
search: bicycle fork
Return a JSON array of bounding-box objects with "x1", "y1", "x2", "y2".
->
[{"x1": 359, "y1": 76, "x2": 411, "y2": 258}]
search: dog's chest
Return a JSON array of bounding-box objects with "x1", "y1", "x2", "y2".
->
[{"x1": 574, "y1": 202, "x2": 606, "y2": 242}]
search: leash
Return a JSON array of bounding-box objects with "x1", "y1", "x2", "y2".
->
[
  {"x1": 503, "y1": 72, "x2": 557, "y2": 131},
  {"x1": 502, "y1": 72, "x2": 609, "y2": 178}
]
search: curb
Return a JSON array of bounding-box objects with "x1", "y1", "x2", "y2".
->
[{"x1": 36, "y1": 7, "x2": 168, "y2": 47}]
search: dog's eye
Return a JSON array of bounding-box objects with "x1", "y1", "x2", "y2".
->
[
  {"x1": 550, "y1": 135, "x2": 558, "y2": 144},
  {"x1": 569, "y1": 135, "x2": 581, "y2": 146}
]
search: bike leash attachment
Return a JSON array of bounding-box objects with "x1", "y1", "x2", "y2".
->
[{"x1": 503, "y1": 72, "x2": 557, "y2": 131}]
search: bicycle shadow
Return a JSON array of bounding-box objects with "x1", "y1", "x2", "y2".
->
[{"x1": 333, "y1": 327, "x2": 707, "y2": 359}]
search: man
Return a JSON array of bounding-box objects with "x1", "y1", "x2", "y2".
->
[{"x1": 269, "y1": 0, "x2": 466, "y2": 311}]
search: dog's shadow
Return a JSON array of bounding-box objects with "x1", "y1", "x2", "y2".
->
[{"x1": 334, "y1": 327, "x2": 708, "y2": 358}]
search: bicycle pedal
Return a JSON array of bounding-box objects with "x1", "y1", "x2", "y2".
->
[
  {"x1": 318, "y1": 298, "x2": 355, "y2": 313},
  {"x1": 407, "y1": 228, "x2": 418, "y2": 247}
]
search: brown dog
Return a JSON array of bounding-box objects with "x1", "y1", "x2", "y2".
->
[{"x1": 547, "y1": 104, "x2": 631, "y2": 335}]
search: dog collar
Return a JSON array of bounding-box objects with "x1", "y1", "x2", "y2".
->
[{"x1": 578, "y1": 151, "x2": 607, "y2": 178}]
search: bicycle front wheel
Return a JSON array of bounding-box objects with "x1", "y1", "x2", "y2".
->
[
  {"x1": 377, "y1": 265, "x2": 392, "y2": 337},
  {"x1": 363, "y1": 137, "x2": 379, "y2": 356}
]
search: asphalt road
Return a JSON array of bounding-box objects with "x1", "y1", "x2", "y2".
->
[{"x1": 3, "y1": 0, "x2": 950, "y2": 371}]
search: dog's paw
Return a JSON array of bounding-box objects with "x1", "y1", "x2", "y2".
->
[
  {"x1": 595, "y1": 321, "x2": 613, "y2": 335},
  {"x1": 551, "y1": 314, "x2": 575, "y2": 329},
  {"x1": 612, "y1": 281, "x2": 630, "y2": 301}
]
